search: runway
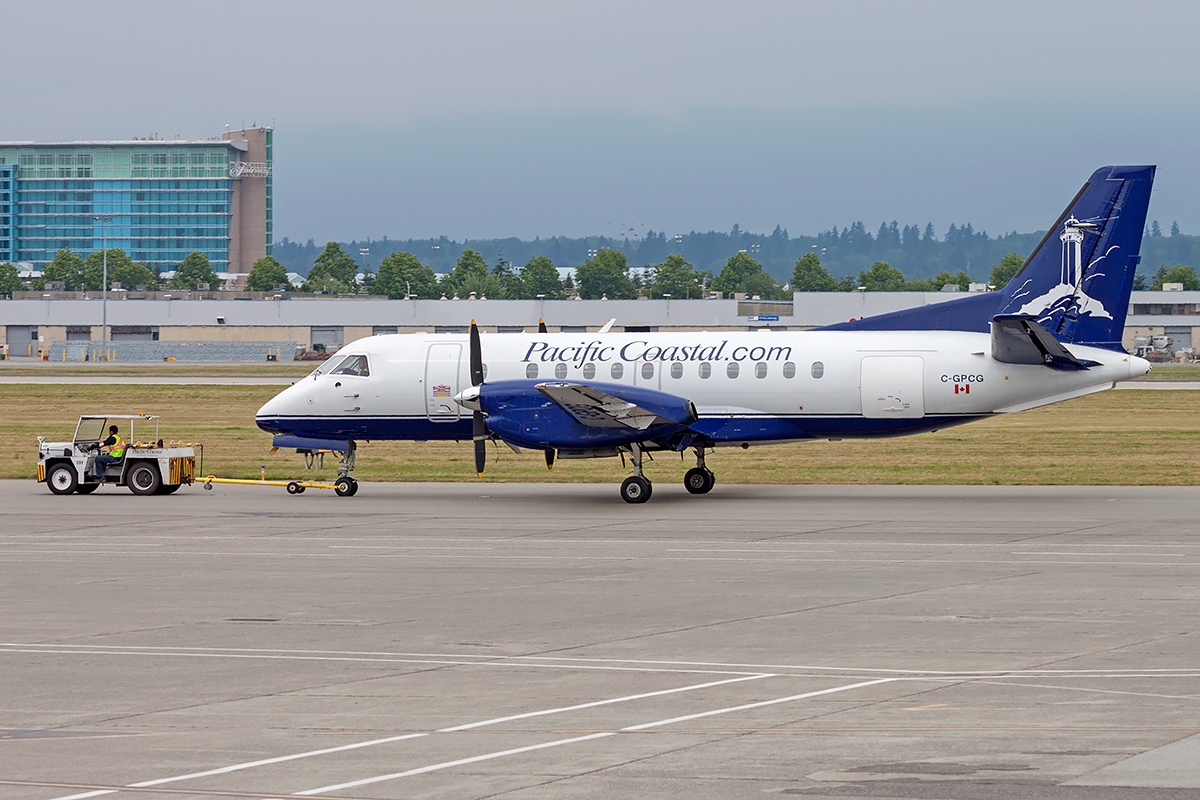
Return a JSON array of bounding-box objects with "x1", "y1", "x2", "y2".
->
[{"x1": 2, "y1": 481, "x2": 1198, "y2": 799}]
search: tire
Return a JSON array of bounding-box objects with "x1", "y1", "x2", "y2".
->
[
  {"x1": 158, "y1": 484, "x2": 180, "y2": 495},
  {"x1": 286, "y1": 481, "x2": 303, "y2": 495},
  {"x1": 620, "y1": 476, "x2": 652, "y2": 504},
  {"x1": 47, "y1": 464, "x2": 78, "y2": 495},
  {"x1": 76, "y1": 483, "x2": 100, "y2": 494},
  {"x1": 684, "y1": 467, "x2": 715, "y2": 495},
  {"x1": 127, "y1": 462, "x2": 162, "y2": 496},
  {"x1": 334, "y1": 477, "x2": 356, "y2": 497},
  {"x1": 348, "y1": 479, "x2": 359, "y2": 496}
]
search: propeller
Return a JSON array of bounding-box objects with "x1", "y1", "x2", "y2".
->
[
  {"x1": 538, "y1": 317, "x2": 548, "y2": 333},
  {"x1": 544, "y1": 448, "x2": 556, "y2": 470},
  {"x1": 469, "y1": 320, "x2": 486, "y2": 477}
]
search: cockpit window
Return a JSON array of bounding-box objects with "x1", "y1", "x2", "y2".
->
[
  {"x1": 311, "y1": 357, "x2": 344, "y2": 376},
  {"x1": 330, "y1": 354, "x2": 370, "y2": 377}
]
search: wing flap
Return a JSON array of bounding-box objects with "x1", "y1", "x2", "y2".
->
[{"x1": 536, "y1": 382, "x2": 659, "y2": 429}]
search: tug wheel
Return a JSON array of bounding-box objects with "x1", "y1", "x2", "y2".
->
[
  {"x1": 48, "y1": 464, "x2": 78, "y2": 495},
  {"x1": 287, "y1": 481, "x2": 305, "y2": 495},
  {"x1": 127, "y1": 463, "x2": 161, "y2": 496}
]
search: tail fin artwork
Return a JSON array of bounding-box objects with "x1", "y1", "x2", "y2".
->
[{"x1": 820, "y1": 165, "x2": 1155, "y2": 350}]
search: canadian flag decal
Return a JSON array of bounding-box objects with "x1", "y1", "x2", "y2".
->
[{"x1": 954, "y1": 383, "x2": 970, "y2": 395}]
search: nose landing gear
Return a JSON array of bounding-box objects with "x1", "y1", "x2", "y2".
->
[{"x1": 334, "y1": 441, "x2": 359, "y2": 496}]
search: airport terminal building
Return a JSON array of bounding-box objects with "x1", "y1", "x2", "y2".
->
[{"x1": 0, "y1": 127, "x2": 272, "y2": 278}]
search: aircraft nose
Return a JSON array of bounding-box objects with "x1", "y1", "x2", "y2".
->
[{"x1": 255, "y1": 384, "x2": 302, "y2": 432}]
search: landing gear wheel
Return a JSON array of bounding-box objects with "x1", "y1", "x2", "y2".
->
[
  {"x1": 48, "y1": 464, "x2": 78, "y2": 495},
  {"x1": 684, "y1": 467, "x2": 715, "y2": 495},
  {"x1": 620, "y1": 475, "x2": 652, "y2": 504},
  {"x1": 76, "y1": 483, "x2": 100, "y2": 495},
  {"x1": 286, "y1": 481, "x2": 305, "y2": 495},
  {"x1": 334, "y1": 477, "x2": 357, "y2": 497},
  {"x1": 157, "y1": 484, "x2": 180, "y2": 495},
  {"x1": 127, "y1": 463, "x2": 161, "y2": 496}
]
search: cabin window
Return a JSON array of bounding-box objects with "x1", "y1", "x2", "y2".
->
[
  {"x1": 583, "y1": 363, "x2": 596, "y2": 379},
  {"x1": 783, "y1": 361, "x2": 796, "y2": 378},
  {"x1": 811, "y1": 361, "x2": 824, "y2": 379},
  {"x1": 330, "y1": 354, "x2": 369, "y2": 377},
  {"x1": 755, "y1": 362, "x2": 767, "y2": 379},
  {"x1": 526, "y1": 363, "x2": 538, "y2": 378},
  {"x1": 641, "y1": 362, "x2": 655, "y2": 379},
  {"x1": 555, "y1": 363, "x2": 568, "y2": 379},
  {"x1": 699, "y1": 362, "x2": 711, "y2": 379},
  {"x1": 670, "y1": 362, "x2": 683, "y2": 379},
  {"x1": 727, "y1": 362, "x2": 739, "y2": 378},
  {"x1": 611, "y1": 363, "x2": 624, "y2": 379}
]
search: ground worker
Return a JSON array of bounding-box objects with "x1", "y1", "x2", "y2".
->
[{"x1": 94, "y1": 425, "x2": 126, "y2": 477}]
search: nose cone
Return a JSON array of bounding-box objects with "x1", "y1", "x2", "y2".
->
[
  {"x1": 255, "y1": 385, "x2": 298, "y2": 433},
  {"x1": 1128, "y1": 355, "x2": 1151, "y2": 380}
]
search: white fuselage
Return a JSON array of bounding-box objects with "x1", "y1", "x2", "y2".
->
[{"x1": 256, "y1": 329, "x2": 1149, "y2": 445}]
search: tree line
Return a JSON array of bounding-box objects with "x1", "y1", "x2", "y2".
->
[
  {"x1": 3, "y1": 218, "x2": 1198, "y2": 300},
  {"x1": 276, "y1": 220, "x2": 1200, "y2": 289},
  {"x1": 0, "y1": 248, "x2": 295, "y2": 296}
]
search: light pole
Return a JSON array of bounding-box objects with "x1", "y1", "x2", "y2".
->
[{"x1": 93, "y1": 215, "x2": 112, "y2": 342}]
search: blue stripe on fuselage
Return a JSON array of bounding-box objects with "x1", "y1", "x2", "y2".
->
[{"x1": 256, "y1": 414, "x2": 984, "y2": 445}]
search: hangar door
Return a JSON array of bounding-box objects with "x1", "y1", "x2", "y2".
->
[{"x1": 860, "y1": 356, "x2": 924, "y2": 418}]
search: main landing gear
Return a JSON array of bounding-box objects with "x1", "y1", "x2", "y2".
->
[
  {"x1": 684, "y1": 446, "x2": 715, "y2": 495},
  {"x1": 620, "y1": 444, "x2": 652, "y2": 504},
  {"x1": 619, "y1": 444, "x2": 715, "y2": 503}
]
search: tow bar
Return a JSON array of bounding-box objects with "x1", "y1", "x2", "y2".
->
[{"x1": 200, "y1": 468, "x2": 358, "y2": 497}]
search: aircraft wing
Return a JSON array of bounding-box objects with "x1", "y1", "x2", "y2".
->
[{"x1": 536, "y1": 382, "x2": 661, "y2": 429}]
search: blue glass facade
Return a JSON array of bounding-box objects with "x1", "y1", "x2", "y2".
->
[
  {"x1": 0, "y1": 135, "x2": 271, "y2": 274},
  {"x1": 12, "y1": 178, "x2": 232, "y2": 269},
  {"x1": 0, "y1": 164, "x2": 14, "y2": 262}
]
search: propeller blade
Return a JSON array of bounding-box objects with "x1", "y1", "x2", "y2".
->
[
  {"x1": 544, "y1": 448, "x2": 555, "y2": 470},
  {"x1": 538, "y1": 318, "x2": 548, "y2": 333},
  {"x1": 469, "y1": 319, "x2": 484, "y2": 387},
  {"x1": 473, "y1": 410, "x2": 487, "y2": 476}
]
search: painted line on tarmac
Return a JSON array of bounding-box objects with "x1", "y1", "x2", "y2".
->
[
  {"x1": 0, "y1": 644, "x2": 767, "y2": 677},
  {"x1": 46, "y1": 673, "x2": 771, "y2": 800},
  {"x1": 295, "y1": 678, "x2": 894, "y2": 795},
  {"x1": 0, "y1": 376, "x2": 295, "y2": 385},
  {"x1": 9, "y1": 643, "x2": 1200, "y2": 681},
  {"x1": 5, "y1": 547, "x2": 1200, "y2": 566}
]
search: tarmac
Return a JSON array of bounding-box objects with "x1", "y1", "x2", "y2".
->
[{"x1": 1, "y1": 481, "x2": 1198, "y2": 799}]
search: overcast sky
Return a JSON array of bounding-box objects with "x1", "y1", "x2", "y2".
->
[{"x1": 6, "y1": 1, "x2": 1199, "y2": 242}]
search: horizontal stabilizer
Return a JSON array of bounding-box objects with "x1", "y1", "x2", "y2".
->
[
  {"x1": 991, "y1": 315, "x2": 1097, "y2": 371},
  {"x1": 271, "y1": 434, "x2": 351, "y2": 453}
]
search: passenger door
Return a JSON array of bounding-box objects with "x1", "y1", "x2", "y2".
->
[{"x1": 425, "y1": 344, "x2": 462, "y2": 422}]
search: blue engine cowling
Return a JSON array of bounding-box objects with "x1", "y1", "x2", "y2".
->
[{"x1": 477, "y1": 379, "x2": 697, "y2": 450}]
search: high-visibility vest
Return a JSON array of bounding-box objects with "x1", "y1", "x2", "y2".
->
[{"x1": 109, "y1": 434, "x2": 126, "y2": 458}]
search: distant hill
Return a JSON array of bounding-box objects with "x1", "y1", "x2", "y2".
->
[{"x1": 273, "y1": 223, "x2": 1199, "y2": 283}]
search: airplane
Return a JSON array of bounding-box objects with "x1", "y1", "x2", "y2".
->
[{"x1": 256, "y1": 165, "x2": 1155, "y2": 502}]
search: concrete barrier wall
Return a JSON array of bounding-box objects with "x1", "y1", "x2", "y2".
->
[{"x1": 46, "y1": 341, "x2": 299, "y2": 363}]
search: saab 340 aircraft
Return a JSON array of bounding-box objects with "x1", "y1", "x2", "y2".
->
[{"x1": 257, "y1": 166, "x2": 1154, "y2": 502}]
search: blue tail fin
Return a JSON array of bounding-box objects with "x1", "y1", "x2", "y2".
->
[{"x1": 819, "y1": 165, "x2": 1155, "y2": 350}]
